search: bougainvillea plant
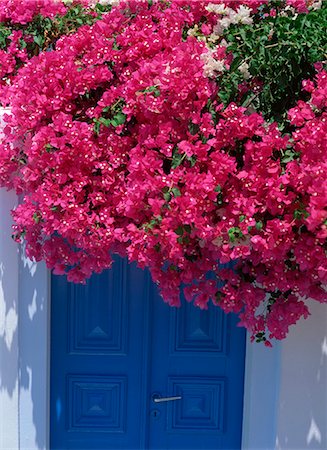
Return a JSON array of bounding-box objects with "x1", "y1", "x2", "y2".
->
[{"x1": 0, "y1": 0, "x2": 326, "y2": 345}]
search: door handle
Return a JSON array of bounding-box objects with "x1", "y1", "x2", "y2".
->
[{"x1": 152, "y1": 395, "x2": 182, "y2": 403}]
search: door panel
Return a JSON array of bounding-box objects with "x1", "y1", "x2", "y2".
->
[
  {"x1": 147, "y1": 278, "x2": 245, "y2": 449},
  {"x1": 50, "y1": 258, "x2": 150, "y2": 449},
  {"x1": 50, "y1": 257, "x2": 246, "y2": 449}
]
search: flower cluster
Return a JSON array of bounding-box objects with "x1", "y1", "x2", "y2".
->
[
  {"x1": 0, "y1": 0, "x2": 67, "y2": 24},
  {"x1": 0, "y1": 0, "x2": 326, "y2": 345},
  {"x1": 0, "y1": 0, "x2": 112, "y2": 104},
  {"x1": 0, "y1": 0, "x2": 67, "y2": 98}
]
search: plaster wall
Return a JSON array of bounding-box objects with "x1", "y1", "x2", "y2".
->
[
  {"x1": 275, "y1": 301, "x2": 327, "y2": 450},
  {"x1": 242, "y1": 336, "x2": 281, "y2": 449},
  {"x1": 242, "y1": 301, "x2": 327, "y2": 450},
  {"x1": 0, "y1": 189, "x2": 19, "y2": 450},
  {"x1": 18, "y1": 256, "x2": 49, "y2": 450}
]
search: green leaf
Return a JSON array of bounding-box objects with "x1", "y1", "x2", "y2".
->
[
  {"x1": 174, "y1": 224, "x2": 192, "y2": 238},
  {"x1": 19, "y1": 38, "x2": 27, "y2": 49},
  {"x1": 111, "y1": 112, "x2": 126, "y2": 127},
  {"x1": 33, "y1": 35, "x2": 44, "y2": 47},
  {"x1": 230, "y1": 55, "x2": 242, "y2": 72},
  {"x1": 188, "y1": 155, "x2": 197, "y2": 167},
  {"x1": 93, "y1": 119, "x2": 101, "y2": 135},
  {"x1": 32, "y1": 212, "x2": 41, "y2": 224},
  {"x1": 281, "y1": 149, "x2": 300, "y2": 164},
  {"x1": 171, "y1": 151, "x2": 183, "y2": 169},
  {"x1": 45, "y1": 144, "x2": 56, "y2": 153},
  {"x1": 255, "y1": 221, "x2": 263, "y2": 231},
  {"x1": 99, "y1": 117, "x2": 111, "y2": 127},
  {"x1": 163, "y1": 192, "x2": 171, "y2": 202},
  {"x1": 184, "y1": 224, "x2": 192, "y2": 233},
  {"x1": 293, "y1": 209, "x2": 309, "y2": 220},
  {"x1": 162, "y1": 187, "x2": 171, "y2": 202},
  {"x1": 0, "y1": 24, "x2": 11, "y2": 49},
  {"x1": 94, "y1": 3, "x2": 112, "y2": 13},
  {"x1": 188, "y1": 121, "x2": 200, "y2": 136},
  {"x1": 228, "y1": 227, "x2": 244, "y2": 243},
  {"x1": 171, "y1": 187, "x2": 181, "y2": 197},
  {"x1": 175, "y1": 226, "x2": 184, "y2": 236},
  {"x1": 142, "y1": 85, "x2": 161, "y2": 97},
  {"x1": 255, "y1": 331, "x2": 266, "y2": 343}
]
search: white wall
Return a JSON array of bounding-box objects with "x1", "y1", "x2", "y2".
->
[
  {"x1": 0, "y1": 188, "x2": 19, "y2": 450},
  {"x1": 243, "y1": 301, "x2": 327, "y2": 450},
  {"x1": 18, "y1": 256, "x2": 49, "y2": 450},
  {"x1": 275, "y1": 301, "x2": 327, "y2": 450},
  {"x1": 0, "y1": 188, "x2": 49, "y2": 450},
  {"x1": 242, "y1": 337, "x2": 281, "y2": 449}
]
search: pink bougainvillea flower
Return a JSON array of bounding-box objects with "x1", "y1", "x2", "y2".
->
[{"x1": 0, "y1": 0, "x2": 326, "y2": 345}]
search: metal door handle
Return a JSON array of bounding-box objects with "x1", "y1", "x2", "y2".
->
[{"x1": 153, "y1": 395, "x2": 182, "y2": 403}]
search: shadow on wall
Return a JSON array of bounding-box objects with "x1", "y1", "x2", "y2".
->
[
  {"x1": 0, "y1": 259, "x2": 18, "y2": 398},
  {"x1": 18, "y1": 254, "x2": 48, "y2": 450},
  {"x1": 0, "y1": 188, "x2": 48, "y2": 450},
  {"x1": 0, "y1": 189, "x2": 19, "y2": 450},
  {"x1": 275, "y1": 300, "x2": 327, "y2": 450}
]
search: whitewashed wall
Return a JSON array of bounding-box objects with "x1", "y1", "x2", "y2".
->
[
  {"x1": 0, "y1": 185, "x2": 326, "y2": 449},
  {"x1": 276, "y1": 301, "x2": 327, "y2": 450},
  {"x1": 0, "y1": 189, "x2": 49, "y2": 450},
  {"x1": 0, "y1": 189, "x2": 19, "y2": 450},
  {"x1": 18, "y1": 255, "x2": 49, "y2": 450},
  {"x1": 242, "y1": 304, "x2": 327, "y2": 450}
]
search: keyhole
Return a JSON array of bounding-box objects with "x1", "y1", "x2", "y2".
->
[{"x1": 150, "y1": 409, "x2": 161, "y2": 419}]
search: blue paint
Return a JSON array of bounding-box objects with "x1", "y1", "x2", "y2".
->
[
  {"x1": 55, "y1": 398, "x2": 62, "y2": 421},
  {"x1": 50, "y1": 257, "x2": 246, "y2": 449}
]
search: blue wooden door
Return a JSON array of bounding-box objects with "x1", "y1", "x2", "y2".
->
[{"x1": 50, "y1": 258, "x2": 246, "y2": 449}]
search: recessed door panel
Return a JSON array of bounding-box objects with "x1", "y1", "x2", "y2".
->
[
  {"x1": 50, "y1": 258, "x2": 150, "y2": 449},
  {"x1": 147, "y1": 279, "x2": 245, "y2": 449}
]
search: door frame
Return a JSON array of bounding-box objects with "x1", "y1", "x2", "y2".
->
[{"x1": 17, "y1": 252, "x2": 281, "y2": 450}]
